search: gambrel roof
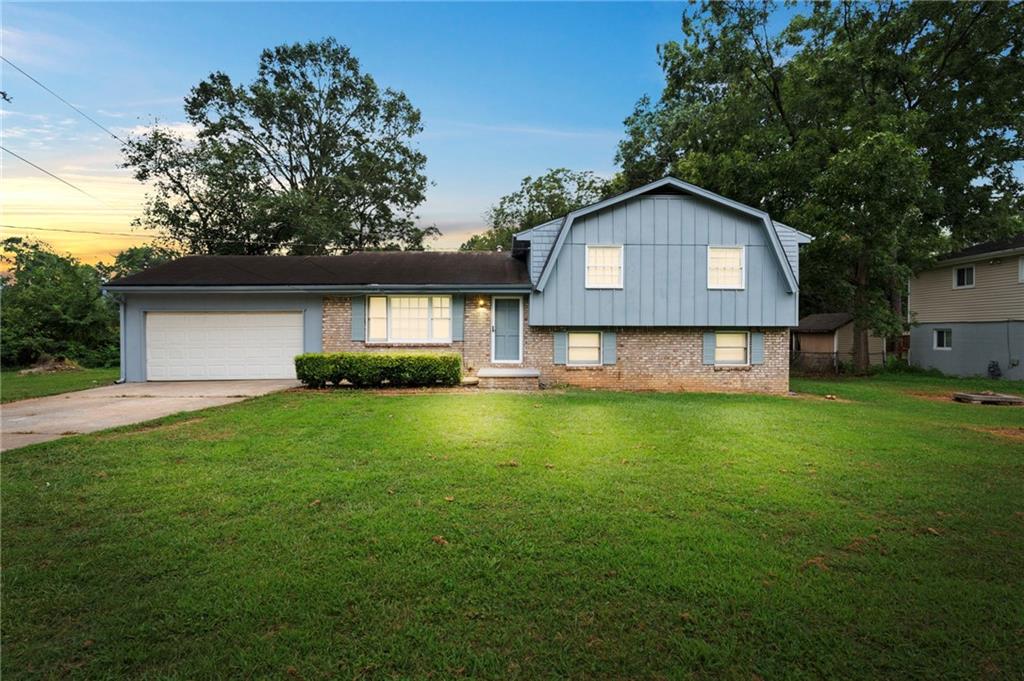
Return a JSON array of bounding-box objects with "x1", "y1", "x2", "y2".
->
[{"x1": 519, "y1": 177, "x2": 806, "y2": 293}]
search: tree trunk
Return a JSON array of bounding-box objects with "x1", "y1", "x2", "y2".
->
[{"x1": 852, "y1": 254, "x2": 871, "y2": 373}]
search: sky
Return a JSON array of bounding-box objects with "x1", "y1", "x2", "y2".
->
[{"x1": 1, "y1": 2, "x2": 689, "y2": 263}]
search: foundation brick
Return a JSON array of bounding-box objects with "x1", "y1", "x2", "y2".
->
[{"x1": 322, "y1": 295, "x2": 789, "y2": 394}]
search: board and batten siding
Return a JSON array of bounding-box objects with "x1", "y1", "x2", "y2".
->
[
  {"x1": 909, "y1": 255, "x2": 1024, "y2": 323},
  {"x1": 527, "y1": 218, "x2": 562, "y2": 284},
  {"x1": 529, "y1": 195, "x2": 798, "y2": 327}
]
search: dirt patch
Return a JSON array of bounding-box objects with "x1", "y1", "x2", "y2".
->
[
  {"x1": 17, "y1": 356, "x2": 82, "y2": 375},
  {"x1": 970, "y1": 426, "x2": 1024, "y2": 442},
  {"x1": 902, "y1": 390, "x2": 954, "y2": 403}
]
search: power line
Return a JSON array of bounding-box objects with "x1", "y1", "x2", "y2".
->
[
  {"x1": 0, "y1": 56, "x2": 125, "y2": 143},
  {"x1": 0, "y1": 224, "x2": 143, "y2": 238},
  {"x1": 1, "y1": 146, "x2": 108, "y2": 204}
]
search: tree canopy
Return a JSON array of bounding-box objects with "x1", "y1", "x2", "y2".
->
[
  {"x1": 616, "y1": 0, "x2": 1024, "y2": 368},
  {"x1": 461, "y1": 169, "x2": 609, "y2": 251},
  {"x1": 123, "y1": 38, "x2": 435, "y2": 255},
  {"x1": 1, "y1": 239, "x2": 119, "y2": 368}
]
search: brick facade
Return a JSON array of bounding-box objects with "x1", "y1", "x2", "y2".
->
[{"x1": 322, "y1": 295, "x2": 790, "y2": 394}]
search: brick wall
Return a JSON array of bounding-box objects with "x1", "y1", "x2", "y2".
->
[{"x1": 322, "y1": 295, "x2": 790, "y2": 393}]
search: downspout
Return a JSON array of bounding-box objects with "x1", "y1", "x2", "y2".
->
[{"x1": 116, "y1": 295, "x2": 126, "y2": 384}]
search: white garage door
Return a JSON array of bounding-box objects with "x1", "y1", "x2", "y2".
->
[{"x1": 146, "y1": 312, "x2": 304, "y2": 381}]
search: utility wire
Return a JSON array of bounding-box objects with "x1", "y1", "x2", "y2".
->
[
  {"x1": 1, "y1": 146, "x2": 108, "y2": 204},
  {"x1": 0, "y1": 223, "x2": 464, "y2": 250},
  {"x1": 0, "y1": 56, "x2": 125, "y2": 143},
  {"x1": 0, "y1": 224, "x2": 143, "y2": 238}
]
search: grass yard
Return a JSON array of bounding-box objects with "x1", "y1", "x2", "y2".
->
[
  {"x1": 2, "y1": 374, "x2": 1022, "y2": 679},
  {"x1": 0, "y1": 368, "x2": 119, "y2": 403}
]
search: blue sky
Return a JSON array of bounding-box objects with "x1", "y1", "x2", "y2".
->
[{"x1": 2, "y1": 2, "x2": 688, "y2": 260}]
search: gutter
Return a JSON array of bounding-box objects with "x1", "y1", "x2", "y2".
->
[
  {"x1": 102, "y1": 284, "x2": 534, "y2": 294},
  {"x1": 937, "y1": 247, "x2": 1024, "y2": 266}
]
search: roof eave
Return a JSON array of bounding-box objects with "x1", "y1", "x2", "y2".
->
[{"x1": 102, "y1": 283, "x2": 534, "y2": 294}]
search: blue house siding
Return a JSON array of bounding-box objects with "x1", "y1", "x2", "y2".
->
[
  {"x1": 910, "y1": 321, "x2": 1024, "y2": 380},
  {"x1": 119, "y1": 292, "x2": 323, "y2": 382},
  {"x1": 529, "y1": 195, "x2": 798, "y2": 327}
]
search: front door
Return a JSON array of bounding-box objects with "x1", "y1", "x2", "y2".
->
[{"x1": 491, "y1": 297, "x2": 522, "y2": 363}]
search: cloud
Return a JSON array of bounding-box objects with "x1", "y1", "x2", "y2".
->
[{"x1": 0, "y1": 26, "x2": 80, "y2": 71}]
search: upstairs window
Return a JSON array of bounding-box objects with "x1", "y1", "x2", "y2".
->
[
  {"x1": 585, "y1": 245, "x2": 623, "y2": 288},
  {"x1": 366, "y1": 296, "x2": 452, "y2": 343},
  {"x1": 953, "y1": 265, "x2": 974, "y2": 289},
  {"x1": 708, "y1": 247, "x2": 745, "y2": 289},
  {"x1": 934, "y1": 328, "x2": 952, "y2": 350},
  {"x1": 714, "y1": 331, "x2": 749, "y2": 365}
]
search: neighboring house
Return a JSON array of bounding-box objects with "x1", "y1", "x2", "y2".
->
[
  {"x1": 792, "y1": 313, "x2": 886, "y2": 371},
  {"x1": 908, "y1": 234, "x2": 1024, "y2": 380},
  {"x1": 104, "y1": 177, "x2": 811, "y2": 393}
]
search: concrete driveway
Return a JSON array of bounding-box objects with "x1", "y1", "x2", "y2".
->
[{"x1": 1, "y1": 380, "x2": 299, "y2": 451}]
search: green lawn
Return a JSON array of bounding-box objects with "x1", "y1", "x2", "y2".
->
[
  {"x1": 0, "y1": 368, "x2": 119, "y2": 403},
  {"x1": 2, "y1": 375, "x2": 1022, "y2": 679}
]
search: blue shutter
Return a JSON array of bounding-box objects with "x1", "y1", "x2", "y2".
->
[
  {"x1": 602, "y1": 331, "x2": 616, "y2": 365},
  {"x1": 351, "y1": 295, "x2": 366, "y2": 341},
  {"x1": 451, "y1": 295, "x2": 464, "y2": 341},
  {"x1": 553, "y1": 331, "x2": 567, "y2": 365},
  {"x1": 702, "y1": 331, "x2": 716, "y2": 365},
  {"x1": 751, "y1": 331, "x2": 765, "y2": 364}
]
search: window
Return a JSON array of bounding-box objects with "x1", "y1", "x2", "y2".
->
[
  {"x1": 366, "y1": 296, "x2": 452, "y2": 343},
  {"x1": 567, "y1": 332, "x2": 602, "y2": 365},
  {"x1": 934, "y1": 328, "x2": 952, "y2": 350},
  {"x1": 367, "y1": 296, "x2": 388, "y2": 342},
  {"x1": 714, "y1": 331, "x2": 749, "y2": 365},
  {"x1": 708, "y1": 247, "x2": 745, "y2": 289},
  {"x1": 585, "y1": 245, "x2": 623, "y2": 288},
  {"x1": 1018, "y1": 256, "x2": 1023, "y2": 283},
  {"x1": 953, "y1": 265, "x2": 974, "y2": 289}
]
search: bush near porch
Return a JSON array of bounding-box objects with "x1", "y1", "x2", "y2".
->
[
  {"x1": 295, "y1": 351, "x2": 462, "y2": 388},
  {"x1": 2, "y1": 374, "x2": 1022, "y2": 679}
]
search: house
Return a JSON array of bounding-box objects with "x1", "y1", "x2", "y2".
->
[
  {"x1": 791, "y1": 313, "x2": 886, "y2": 371},
  {"x1": 104, "y1": 177, "x2": 811, "y2": 393},
  {"x1": 908, "y1": 234, "x2": 1024, "y2": 380}
]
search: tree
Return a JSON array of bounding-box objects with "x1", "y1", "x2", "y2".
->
[
  {"x1": 461, "y1": 169, "x2": 610, "y2": 251},
  {"x1": 0, "y1": 238, "x2": 118, "y2": 367},
  {"x1": 97, "y1": 244, "x2": 180, "y2": 282},
  {"x1": 123, "y1": 38, "x2": 435, "y2": 255},
  {"x1": 616, "y1": 1, "x2": 1024, "y2": 370}
]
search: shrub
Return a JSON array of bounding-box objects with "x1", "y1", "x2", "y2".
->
[{"x1": 295, "y1": 352, "x2": 461, "y2": 389}]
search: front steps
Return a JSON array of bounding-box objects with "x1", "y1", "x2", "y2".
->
[{"x1": 474, "y1": 368, "x2": 541, "y2": 390}]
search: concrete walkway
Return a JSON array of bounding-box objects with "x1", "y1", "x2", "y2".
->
[{"x1": 1, "y1": 380, "x2": 299, "y2": 451}]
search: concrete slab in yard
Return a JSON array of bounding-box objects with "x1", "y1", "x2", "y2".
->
[{"x1": 1, "y1": 380, "x2": 299, "y2": 452}]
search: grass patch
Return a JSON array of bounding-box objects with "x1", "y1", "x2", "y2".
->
[
  {"x1": 0, "y1": 368, "x2": 119, "y2": 403},
  {"x1": 2, "y1": 376, "x2": 1023, "y2": 679}
]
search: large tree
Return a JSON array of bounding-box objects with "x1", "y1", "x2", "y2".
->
[
  {"x1": 461, "y1": 168, "x2": 609, "y2": 251},
  {"x1": 96, "y1": 244, "x2": 180, "y2": 282},
  {"x1": 0, "y1": 239, "x2": 118, "y2": 368},
  {"x1": 123, "y1": 38, "x2": 435, "y2": 255},
  {"x1": 617, "y1": 1, "x2": 1024, "y2": 370}
]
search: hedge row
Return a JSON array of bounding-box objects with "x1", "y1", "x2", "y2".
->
[{"x1": 295, "y1": 352, "x2": 462, "y2": 388}]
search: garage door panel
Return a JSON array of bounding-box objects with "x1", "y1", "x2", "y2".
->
[{"x1": 146, "y1": 312, "x2": 303, "y2": 381}]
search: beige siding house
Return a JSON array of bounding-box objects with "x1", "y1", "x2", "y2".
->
[{"x1": 908, "y1": 235, "x2": 1024, "y2": 379}]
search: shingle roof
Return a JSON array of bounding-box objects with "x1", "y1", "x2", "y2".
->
[
  {"x1": 105, "y1": 252, "x2": 531, "y2": 288},
  {"x1": 795, "y1": 312, "x2": 853, "y2": 333},
  {"x1": 939, "y1": 233, "x2": 1024, "y2": 261}
]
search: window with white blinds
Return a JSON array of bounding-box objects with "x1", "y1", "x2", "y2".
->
[
  {"x1": 366, "y1": 296, "x2": 452, "y2": 343},
  {"x1": 708, "y1": 247, "x2": 745, "y2": 289}
]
